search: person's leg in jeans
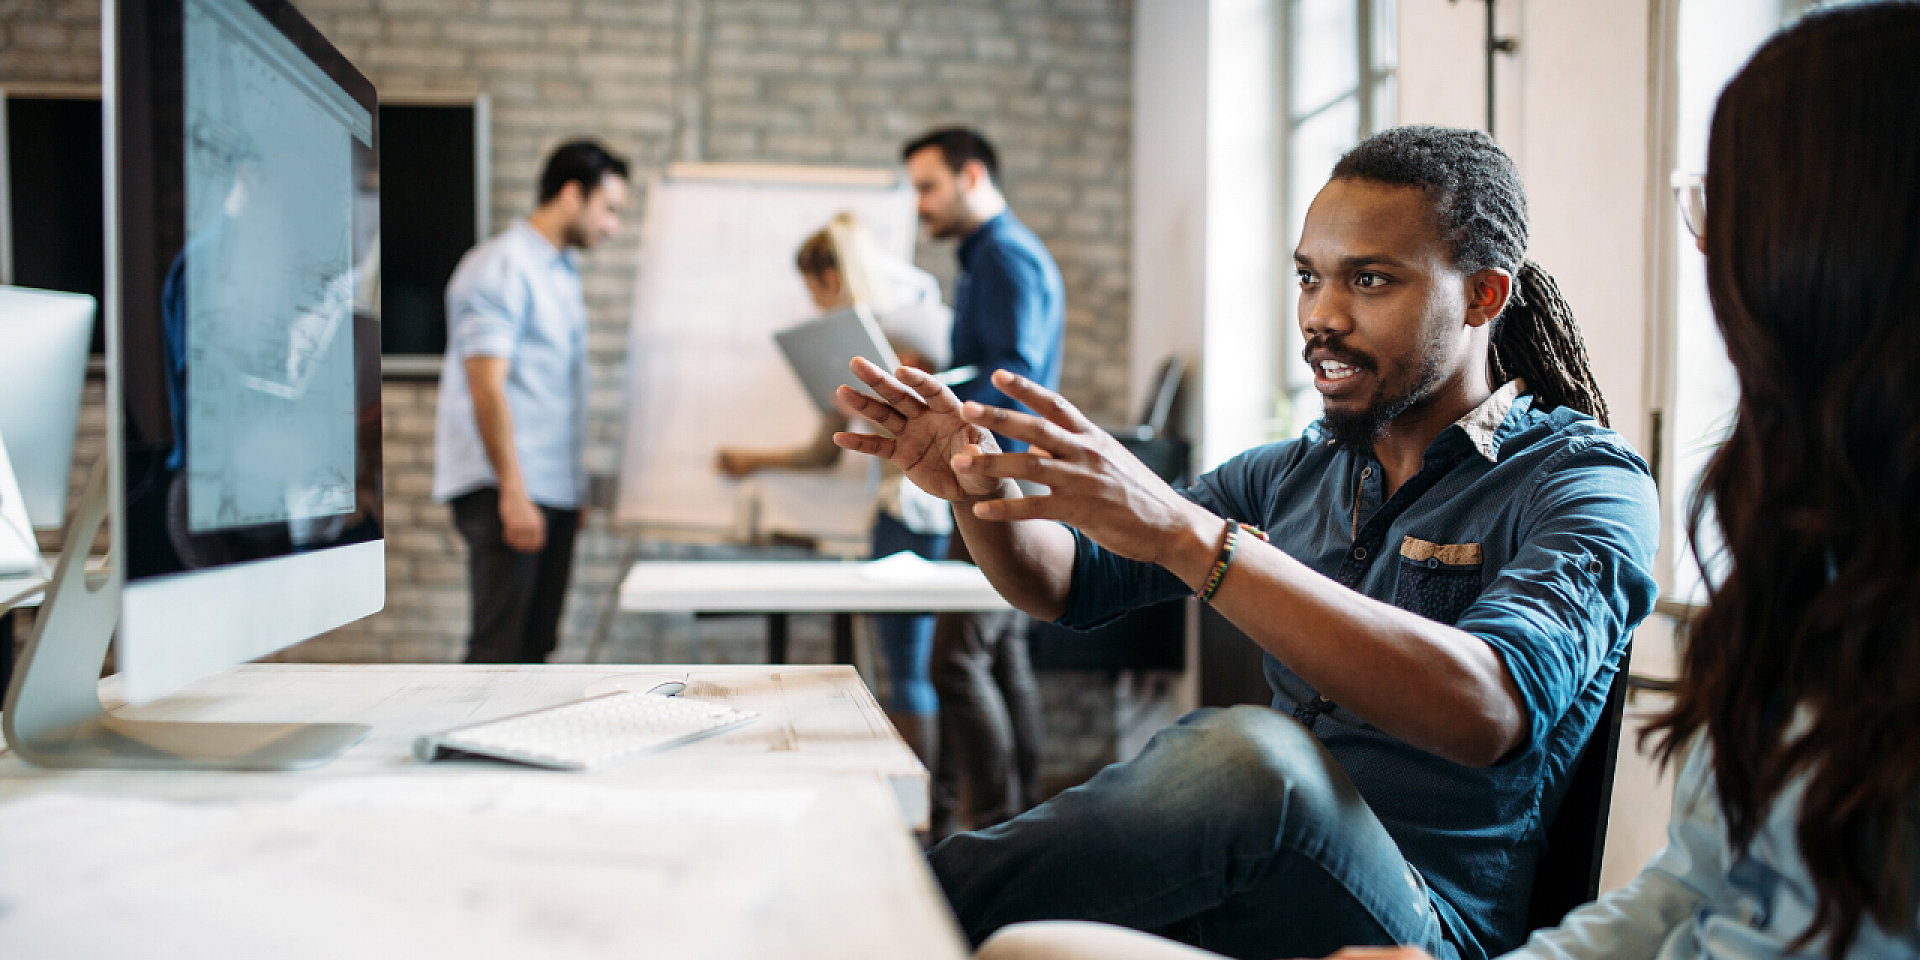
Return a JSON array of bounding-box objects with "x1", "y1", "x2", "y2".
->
[
  {"x1": 518, "y1": 504, "x2": 579, "y2": 663},
  {"x1": 870, "y1": 512, "x2": 946, "y2": 763},
  {"x1": 929, "y1": 706, "x2": 1462, "y2": 960}
]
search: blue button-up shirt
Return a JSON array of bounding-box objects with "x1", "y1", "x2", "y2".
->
[
  {"x1": 1060, "y1": 382, "x2": 1661, "y2": 958},
  {"x1": 432, "y1": 220, "x2": 590, "y2": 508},
  {"x1": 951, "y1": 212, "x2": 1065, "y2": 452}
]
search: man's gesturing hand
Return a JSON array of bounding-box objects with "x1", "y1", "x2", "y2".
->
[
  {"x1": 830, "y1": 357, "x2": 1008, "y2": 503},
  {"x1": 951, "y1": 369, "x2": 1211, "y2": 568}
]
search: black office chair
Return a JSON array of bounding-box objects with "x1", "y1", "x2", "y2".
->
[{"x1": 1524, "y1": 651, "x2": 1633, "y2": 930}]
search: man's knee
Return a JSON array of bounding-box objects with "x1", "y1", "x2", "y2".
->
[{"x1": 1167, "y1": 705, "x2": 1354, "y2": 820}]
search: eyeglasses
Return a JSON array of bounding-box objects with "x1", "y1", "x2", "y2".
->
[{"x1": 1670, "y1": 171, "x2": 1706, "y2": 241}]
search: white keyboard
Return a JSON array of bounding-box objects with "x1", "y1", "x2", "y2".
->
[{"x1": 413, "y1": 691, "x2": 759, "y2": 771}]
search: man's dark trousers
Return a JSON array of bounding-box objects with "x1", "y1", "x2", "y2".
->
[
  {"x1": 933, "y1": 531, "x2": 1045, "y2": 833},
  {"x1": 451, "y1": 487, "x2": 580, "y2": 664}
]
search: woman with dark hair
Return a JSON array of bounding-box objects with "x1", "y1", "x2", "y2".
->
[{"x1": 969, "y1": 3, "x2": 1920, "y2": 960}]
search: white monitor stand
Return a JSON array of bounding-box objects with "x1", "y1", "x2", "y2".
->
[{"x1": 1, "y1": 460, "x2": 368, "y2": 769}]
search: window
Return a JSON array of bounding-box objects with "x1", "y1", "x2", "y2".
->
[
  {"x1": 1664, "y1": 0, "x2": 1817, "y2": 602},
  {"x1": 1278, "y1": 0, "x2": 1398, "y2": 434}
]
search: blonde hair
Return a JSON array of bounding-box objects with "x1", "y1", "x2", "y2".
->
[{"x1": 794, "y1": 211, "x2": 886, "y2": 310}]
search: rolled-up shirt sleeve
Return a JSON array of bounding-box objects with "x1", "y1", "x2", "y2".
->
[
  {"x1": 1453, "y1": 437, "x2": 1661, "y2": 760},
  {"x1": 447, "y1": 255, "x2": 527, "y2": 360}
]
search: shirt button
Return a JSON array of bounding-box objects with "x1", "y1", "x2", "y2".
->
[
  {"x1": 1352, "y1": 547, "x2": 1368, "y2": 561},
  {"x1": 1361, "y1": 466, "x2": 1373, "y2": 480},
  {"x1": 1427, "y1": 557, "x2": 1440, "y2": 569}
]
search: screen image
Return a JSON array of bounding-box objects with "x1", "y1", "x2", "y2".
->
[
  {"x1": 117, "y1": 0, "x2": 382, "y2": 582},
  {"x1": 180, "y1": 0, "x2": 370, "y2": 535}
]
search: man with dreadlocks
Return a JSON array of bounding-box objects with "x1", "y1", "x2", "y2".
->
[{"x1": 830, "y1": 125, "x2": 1659, "y2": 960}]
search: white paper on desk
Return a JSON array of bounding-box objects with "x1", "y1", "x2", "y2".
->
[
  {"x1": 861, "y1": 550, "x2": 990, "y2": 586},
  {"x1": 0, "y1": 779, "x2": 813, "y2": 960}
]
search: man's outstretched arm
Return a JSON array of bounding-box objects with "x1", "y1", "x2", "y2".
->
[{"x1": 949, "y1": 370, "x2": 1542, "y2": 769}]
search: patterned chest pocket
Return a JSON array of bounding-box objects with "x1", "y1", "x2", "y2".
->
[{"x1": 1391, "y1": 537, "x2": 1483, "y2": 626}]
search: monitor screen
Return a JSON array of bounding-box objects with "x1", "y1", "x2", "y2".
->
[{"x1": 113, "y1": 0, "x2": 383, "y2": 703}]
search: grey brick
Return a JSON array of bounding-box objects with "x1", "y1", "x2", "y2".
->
[
  {"x1": 487, "y1": 0, "x2": 577, "y2": 20},
  {"x1": 14, "y1": 0, "x2": 1136, "y2": 788}
]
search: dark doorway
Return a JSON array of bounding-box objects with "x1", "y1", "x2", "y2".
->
[
  {"x1": 377, "y1": 103, "x2": 479, "y2": 357},
  {"x1": 6, "y1": 96, "x2": 106, "y2": 352}
]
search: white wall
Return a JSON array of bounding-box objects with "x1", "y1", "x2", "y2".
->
[
  {"x1": 1133, "y1": 0, "x2": 1282, "y2": 473},
  {"x1": 1399, "y1": 0, "x2": 1657, "y2": 456},
  {"x1": 1132, "y1": 0, "x2": 1210, "y2": 439}
]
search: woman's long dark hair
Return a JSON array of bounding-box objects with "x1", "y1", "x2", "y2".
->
[
  {"x1": 1647, "y1": 5, "x2": 1920, "y2": 957},
  {"x1": 1332, "y1": 127, "x2": 1609, "y2": 426}
]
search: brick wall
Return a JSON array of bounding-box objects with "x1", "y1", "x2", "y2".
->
[{"x1": 2, "y1": 0, "x2": 1133, "y2": 791}]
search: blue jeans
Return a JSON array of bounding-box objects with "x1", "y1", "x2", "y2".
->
[
  {"x1": 928, "y1": 706, "x2": 1469, "y2": 960},
  {"x1": 869, "y1": 512, "x2": 947, "y2": 716}
]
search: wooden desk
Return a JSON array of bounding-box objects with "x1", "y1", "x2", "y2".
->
[
  {"x1": 618, "y1": 558, "x2": 1013, "y2": 663},
  {"x1": 0, "y1": 664, "x2": 966, "y2": 959}
]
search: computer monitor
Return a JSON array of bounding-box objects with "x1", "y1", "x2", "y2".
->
[
  {"x1": 2, "y1": 0, "x2": 382, "y2": 768},
  {"x1": 0, "y1": 286, "x2": 95, "y2": 531}
]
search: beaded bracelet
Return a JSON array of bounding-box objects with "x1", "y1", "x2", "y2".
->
[
  {"x1": 1197, "y1": 520, "x2": 1270, "y2": 604},
  {"x1": 1196, "y1": 521, "x2": 1238, "y2": 603}
]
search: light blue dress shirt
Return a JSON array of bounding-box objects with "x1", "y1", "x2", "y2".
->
[
  {"x1": 432, "y1": 220, "x2": 590, "y2": 509},
  {"x1": 1512, "y1": 729, "x2": 1920, "y2": 960}
]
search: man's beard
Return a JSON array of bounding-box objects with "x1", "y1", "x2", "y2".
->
[
  {"x1": 922, "y1": 214, "x2": 962, "y2": 240},
  {"x1": 1316, "y1": 338, "x2": 1447, "y2": 454}
]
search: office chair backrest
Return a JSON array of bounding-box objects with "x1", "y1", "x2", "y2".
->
[
  {"x1": 1135, "y1": 354, "x2": 1186, "y2": 439},
  {"x1": 1525, "y1": 651, "x2": 1633, "y2": 931}
]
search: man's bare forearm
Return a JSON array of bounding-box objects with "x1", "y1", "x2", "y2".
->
[
  {"x1": 951, "y1": 479, "x2": 1079, "y2": 621},
  {"x1": 464, "y1": 356, "x2": 526, "y2": 496}
]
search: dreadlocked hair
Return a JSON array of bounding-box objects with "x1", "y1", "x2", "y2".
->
[{"x1": 1330, "y1": 126, "x2": 1610, "y2": 426}]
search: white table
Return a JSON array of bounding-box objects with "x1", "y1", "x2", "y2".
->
[
  {"x1": 0, "y1": 663, "x2": 967, "y2": 960},
  {"x1": 618, "y1": 557, "x2": 1013, "y2": 663}
]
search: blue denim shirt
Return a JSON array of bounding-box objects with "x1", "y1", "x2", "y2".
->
[
  {"x1": 951, "y1": 212, "x2": 1065, "y2": 453},
  {"x1": 1059, "y1": 383, "x2": 1661, "y2": 958}
]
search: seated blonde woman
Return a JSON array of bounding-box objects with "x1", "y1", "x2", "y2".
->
[{"x1": 716, "y1": 212, "x2": 951, "y2": 760}]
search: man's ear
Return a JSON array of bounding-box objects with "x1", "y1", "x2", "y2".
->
[
  {"x1": 1464, "y1": 269, "x2": 1513, "y2": 328},
  {"x1": 556, "y1": 179, "x2": 586, "y2": 214},
  {"x1": 960, "y1": 159, "x2": 991, "y2": 194}
]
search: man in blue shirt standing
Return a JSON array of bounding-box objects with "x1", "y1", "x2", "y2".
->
[
  {"x1": 432, "y1": 140, "x2": 628, "y2": 664},
  {"x1": 835, "y1": 126, "x2": 1659, "y2": 960},
  {"x1": 901, "y1": 127, "x2": 1065, "y2": 834}
]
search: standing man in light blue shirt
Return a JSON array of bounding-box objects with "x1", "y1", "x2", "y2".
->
[{"x1": 432, "y1": 139, "x2": 629, "y2": 664}]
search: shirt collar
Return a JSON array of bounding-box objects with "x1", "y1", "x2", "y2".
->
[
  {"x1": 1455, "y1": 378, "x2": 1527, "y2": 463},
  {"x1": 957, "y1": 211, "x2": 1008, "y2": 266},
  {"x1": 510, "y1": 219, "x2": 577, "y2": 271}
]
